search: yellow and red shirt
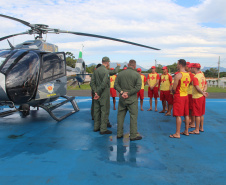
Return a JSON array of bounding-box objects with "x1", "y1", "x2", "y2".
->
[
  {"x1": 110, "y1": 75, "x2": 117, "y2": 88},
  {"x1": 140, "y1": 74, "x2": 147, "y2": 90},
  {"x1": 192, "y1": 72, "x2": 207, "y2": 99},
  {"x1": 147, "y1": 73, "x2": 160, "y2": 87},
  {"x1": 187, "y1": 72, "x2": 195, "y2": 95},
  {"x1": 175, "y1": 72, "x2": 191, "y2": 97},
  {"x1": 160, "y1": 73, "x2": 172, "y2": 91}
]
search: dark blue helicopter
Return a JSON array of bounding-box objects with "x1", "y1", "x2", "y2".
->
[{"x1": 0, "y1": 14, "x2": 160, "y2": 121}]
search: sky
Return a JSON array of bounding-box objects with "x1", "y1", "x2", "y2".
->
[{"x1": 0, "y1": 0, "x2": 226, "y2": 69}]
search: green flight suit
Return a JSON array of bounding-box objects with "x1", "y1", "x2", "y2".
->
[
  {"x1": 90, "y1": 65, "x2": 119, "y2": 131},
  {"x1": 114, "y1": 67, "x2": 142, "y2": 139}
]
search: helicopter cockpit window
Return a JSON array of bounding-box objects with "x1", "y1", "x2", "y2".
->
[
  {"x1": 0, "y1": 50, "x2": 17, "y2": 71},
  {"x1": 41, "y1": 53, "x2": 66, "y2": 82},
  {"x1": 5, "y1": 51, "x2": 40, "y2": 104},
  {"x1": 1, "y1": 50, "x2": 27, "y2": 74}
]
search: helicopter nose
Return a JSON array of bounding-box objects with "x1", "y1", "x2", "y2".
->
[{"x1": 0, "y1": 73, "x2": 9, "y2": 101}]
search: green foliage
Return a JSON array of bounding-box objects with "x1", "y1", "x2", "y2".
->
[
  {"x1": 204, "y1": 68, "x2": 218, "y2": 77},
  {"x1": 86, "y1": 65, "x2": 96, "y2": 73},
  {"x1": 167, "y1": 63, "x2": 178, "y2": 73},
  {"x1": 147, "y1": 64, "x2": 163, "y2": 73},
  {"x1": 66, "y1": 52, "x2": 77, "y2": 68}
]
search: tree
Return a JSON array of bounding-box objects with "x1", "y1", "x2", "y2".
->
[
  {"x1": 66, "y1": 52, "x2": 77, "y2": 68},
  {"x1": 167, "y1": 62, "x2": 177, "y2": 73},
  {"x1": 86, "y1": 65, "x2": 96, "y2": 73}
]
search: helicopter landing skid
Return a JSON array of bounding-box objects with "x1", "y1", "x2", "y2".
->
[
  {"x1": 0, "y1": 101, "x2": 19, "y2": 118},
  {"x1": 38, "y1": 95, "x2": 79, "y2": 121}
]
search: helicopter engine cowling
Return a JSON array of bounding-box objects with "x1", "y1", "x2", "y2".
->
[{"x1": 0, "y1": 73, "x2": 9, "y2": 101}]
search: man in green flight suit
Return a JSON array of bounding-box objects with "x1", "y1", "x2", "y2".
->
[
  {"x1": 114, "y1": 59, "x2": 142, "y2": 141},
  {"x1": 90, "y1": 56, "x2": 120, "y2": 134}
]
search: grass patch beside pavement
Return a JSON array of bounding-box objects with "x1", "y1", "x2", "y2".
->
[
  {"x1": 67, "y1": 84, "x2": 91, "y2": 90},
  {"x1": 67, "y1": 84, "x2": 226, "y2": 93},
  {"x1": 206, "y1": 87, "x2": 226, "y2": 93}
]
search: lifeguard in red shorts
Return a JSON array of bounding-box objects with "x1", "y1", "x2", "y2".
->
[
  {"x1": 147, "y1": 66, "x2": 160, "y2": 111},
  {"x1": 137, "y1": 68, "x2": 147, "y2": 111},
  {"x1": 165, "y1": 72, "x2": 179, "y2": 116},
  {"x1": 110, "y1": 68, "x2": 117, "y2": 110},
  {"x1": 159, "y1": 66, "x2": 172, "y2": 113},
  {"x1": 189, "y1": 63, "x2": 208, "y2": 134},
  {"x1": 169, "y1": 59, "x2": 191, "y2": 139},
  {"x1": 186, "y1": 63, "x2": 195, "y2": 127}
]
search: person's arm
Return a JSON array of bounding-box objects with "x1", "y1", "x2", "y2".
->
[
  {"x1": 109, "y1": 64, "x2": 121, "y2": 75},
  {"x1": 114, "y1": 75, "x2": 123, "y2": 95},
  {"x1": 172, "y1": 73, "x2": 182, "y2": 94},
  {"x1": 96, "y1": 72, "x2": 109, "y2": 96},
  {"x1": 153, "y1": 74, "x2": 160, "y2": 88},
  {"x1": 193, "y1": 77, "x2": 208, "y2": 97},
  {"x1": 90, "y1": 72, "x2": 97, "y2": 93},
  {"x1": 147, "y1": 74, "x2": 150, "y2": 87},
  {"x1": 127, "y1": 75, "x2": 142, "y2": 96},
  {"x1": 203, "y1": 81, "x2": 208, "y2": 92}
]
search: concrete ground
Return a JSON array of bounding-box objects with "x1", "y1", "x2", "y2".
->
[{"x1": 0, "y1": 96, "x2": 225, "y2": 184}]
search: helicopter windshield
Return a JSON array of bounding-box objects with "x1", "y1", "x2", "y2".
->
[{"x1": 0, "y1": 50, "x2": 15, "y2": 70}]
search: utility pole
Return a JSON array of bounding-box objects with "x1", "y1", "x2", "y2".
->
[
  {"x1": 155, "y1": 59, "x2": 157, "y2": 67},
  {"x1": 218, "y1": 56, "x2": 220, "y2": 87}
]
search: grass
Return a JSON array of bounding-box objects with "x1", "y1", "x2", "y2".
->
[
  {"x1": 206, "y1": 87, "x2": 226, "y2": 93},
  {"x1": 67, "y1": 84, "x2": 226, "y2": 93},
  {"x1": 67, "y1": 84, "x2": 91, "y2": 90}
]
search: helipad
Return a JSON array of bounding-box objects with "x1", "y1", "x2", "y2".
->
[{"x1": 0, "y1": 97, "x2": 225, "y2": 184}]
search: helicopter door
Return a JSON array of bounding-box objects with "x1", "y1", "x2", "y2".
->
[
  {"x1": 37, "y1": 52, "x2": 66, "y2": 99},
  {"x1": 5, "y1": 51, "x2": 40, "y2": 104}
]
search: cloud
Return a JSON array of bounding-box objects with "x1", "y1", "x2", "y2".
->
[{"x1": 0, "y1": 0, "x2": 226, "y2": 68}]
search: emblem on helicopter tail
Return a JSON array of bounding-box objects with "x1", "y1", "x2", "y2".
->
[{"x1": 44, "y1": 83, "x2": 54, "y2": 93}]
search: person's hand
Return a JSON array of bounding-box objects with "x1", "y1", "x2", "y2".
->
[
  {"x1": 94, "y1": 93, "x2": 100, "y2": 100},
  {"x1": 117, "y1": 63, "x2": 121, "y2": 67},
  {"x1": 150, "y1": 86, "x2": 153, "y2": 90},
  {"x1": 203, "y1": 92, "x2": 209, "y2": 97},
  {"x1": 122, "y1": 92, "x2": 128, "y2": 99}
]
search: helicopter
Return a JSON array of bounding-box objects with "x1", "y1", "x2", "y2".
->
[{"x1": 0, "y1": 14, "x2": 160, "y2": 121}]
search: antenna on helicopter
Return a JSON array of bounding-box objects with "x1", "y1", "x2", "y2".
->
[{"x1": 7, "y1": 39, "x2": 14, "y2": 49}]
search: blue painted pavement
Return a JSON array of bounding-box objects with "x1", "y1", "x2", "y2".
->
[{"x1": 0, "y1": 97, "x2": 225, "y2": 185}]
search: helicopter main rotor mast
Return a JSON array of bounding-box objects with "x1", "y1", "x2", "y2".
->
[{"x1": 0, "y1": 14, "x2": 161, "y2": 50}]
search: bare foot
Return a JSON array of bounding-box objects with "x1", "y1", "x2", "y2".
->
[
  {"x1": 141, "y1": 108, "x2": 144, "y2": 111},
  {"x1": 180, "y1": 131, "x2": 189, "y2": 136},
  {"x1": 159, "y1": 110, "x2": 166, "y2": 113},
  {"x1": 165, "y1": 112, "x2": 171, "y2": 116},
  {"x1": 189, "y1": 124, "x2": 195, "y2": 128},
  {"x1": 147, "y1": 108, "x2": 152, "y2": 111},
  {"x1": 169, "y1": 134, "x2": 180, "y2": 139},
  {"x1": 155, "y1": 109, "x2": 158, "y2": 112},
  {"x1": 189, "y1": 130, "x2": 200, "y2": 135}
]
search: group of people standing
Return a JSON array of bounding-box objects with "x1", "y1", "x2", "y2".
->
[{"x1": 90, "y1": 57, "x2": 207, "y2": 141}]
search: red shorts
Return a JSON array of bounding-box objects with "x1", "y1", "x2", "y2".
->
[
  {"x1": 168, "y1": 94, "x2": 174, "y2": 105},
  {"x1": 173, "y1": 95, "x2": 189, "y2": 117},
  {"x1": 110, "y1": 88, "x2": 117, "y2": 97},
  {"x1": 188, "y1": 94, "x2": 193, "y2": 110},
  {"x1": 160, "y1": 90, "x2": 170, "y2": 102},
  {"x1": 137, "y1": 89, "x2": 144, "y2": 100},
  {"x1": 148, "y1": 87, "x2": 159, "y2": 98},
  {"x1": 192, "y1": 96, "x2": 206, "y2": 116}
]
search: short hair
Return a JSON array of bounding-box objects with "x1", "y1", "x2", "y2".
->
[
  {"x1": 129, "y1": 59, "x2": 136, "y2": 67},
  {"x1": 178, "y1": 59, "x2": 186, "y2": 67}
]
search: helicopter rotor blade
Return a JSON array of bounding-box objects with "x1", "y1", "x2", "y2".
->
[
  {"x1": 58, "y1": 30, "x2": 160, "y2": 50},
  {"x1": 0, "y1": 31, "x2": 30, "y2": 42},
  {"x1": 0, "y1": 14, "x2": 34, "y2": 29}
]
